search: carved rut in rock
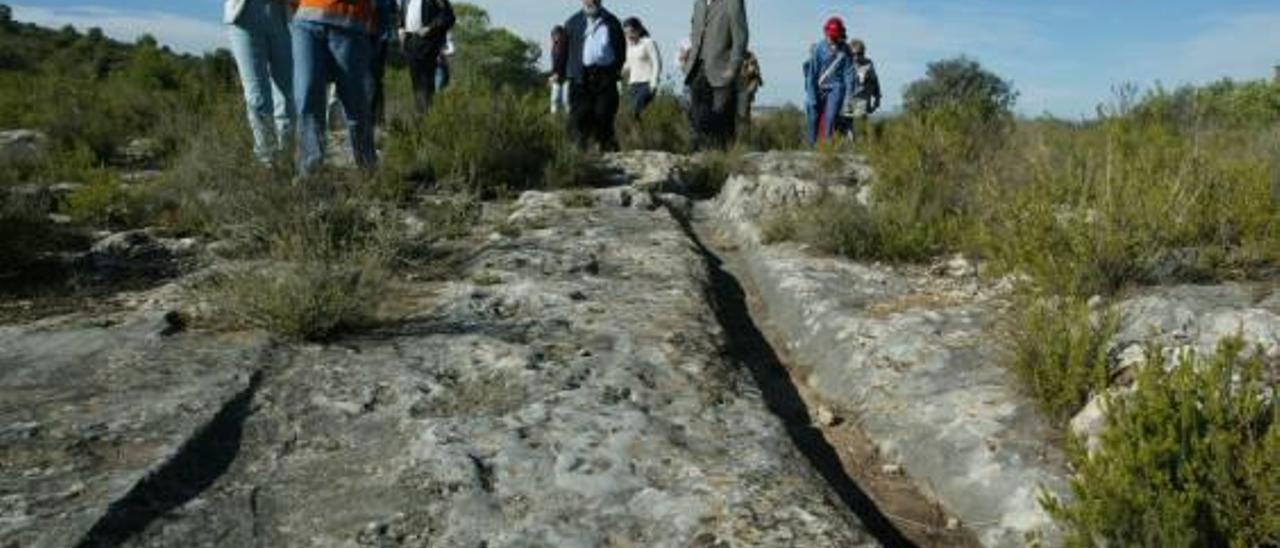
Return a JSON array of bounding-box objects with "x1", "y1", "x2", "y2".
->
[
  {"x1": 664, "y1": 200, "x2": 918, "y2": 548},
  {"x1": 73, "y1": 371, "x2": 264, "y2": 548}
]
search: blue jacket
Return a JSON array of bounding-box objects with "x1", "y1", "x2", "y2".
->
[{"x1": 803, "y1": 41, "x2": 856, "y2": 107}]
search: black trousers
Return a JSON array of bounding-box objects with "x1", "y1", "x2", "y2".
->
[
  {"x1": 689, "y1": 63, "x2": 738, "y2": 150},
  {"x1": 370, "y1": 38, "x2": 390, "y2": 124},
  {"x1": 569, "y1": 67, "x2": 620, "y2": 151},
  {"x1": 404, "y1": 36, "x2": 442, "y2": 113}
]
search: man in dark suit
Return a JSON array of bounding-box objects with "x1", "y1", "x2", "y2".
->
[
  {"x1": 399, "y1": 0, "x2": 455, "y2": 112},
  {"x1": 683, "y1": 0, "x2": 749, "y2": 149},
  {"x1": 553, "y1": 0, "x2": 626, "y2": 151}
]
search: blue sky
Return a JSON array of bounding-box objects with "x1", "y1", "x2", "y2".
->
[{"x1": 11, "y1": 1, "x2": 1280, "y2": 117}]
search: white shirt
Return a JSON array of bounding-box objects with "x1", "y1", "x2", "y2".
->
[
  {"x1": 623, "y1": 37, "x2": 662, "y2": 87},
  {"x1": 404, "y1": 0, "x2": 425, "y2": 32},
  {"x1": 583, "y1": 15, "x2": 616, "y2": 67}
]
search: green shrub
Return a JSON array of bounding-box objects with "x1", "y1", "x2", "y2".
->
[
  {"x1": 764, "y1": 189, "x2": 963, "y2": 263},
  {"x1": 618, "y1": 93, "x2": 692, "y2": 153},
  {"x1": 157, "y1": 102, "x2": 404, "y2": 341},
  {"x1": 1045, "y1": 338, "x2": 1280, "y2": 547},
  {"x1": 384, "y1": 84, "x2": 572, "y2": 195},
  {"x1": 975, "y1": 112, "x2": 1278, "y2": 296},
  {"x1": 63, "y1": 170, "x2": 175, "y2": 229},
  {"x1": 1008, "y1": 295, "x2": 1118, "y2": 423},
  {"x1": 903, "y1": 56, "x2": 1018, "y2": 120},
  {"x1": 682, "y1": 146, "x2": 747, "y2": 198},
  {"x1": 208, "y1": 203, "x2": 394, "y2": 341},
  {"x1": 743, "y1": 105, "x2": 807, "y2": 151},
  {"x1": 0, "y1": 185, "x2": 55, "y2": 269}
]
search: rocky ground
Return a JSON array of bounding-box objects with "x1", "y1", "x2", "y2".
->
[
  {"x1": 3, "y1": 150, "x2": 1277, "y2": 548},
  {"x1": 2, "y1": 182, "x2": 884, "y2": 547}
]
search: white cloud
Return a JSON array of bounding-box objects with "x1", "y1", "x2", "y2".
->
[{"x1": 10, "y1": 4, "x2": 226, "y2": 54}]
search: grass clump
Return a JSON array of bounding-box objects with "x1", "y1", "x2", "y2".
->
[
  {"x1": 158, "y1": 102, "x2": 405, "y2": 342},
  {"x1": 384, "y1": 84, "x2": 573, "y2": 195},
  {"x1": 618, "y1": 93, "x2": 693, "y2": 154},
  {"x1": 208, "y1": 189, "x2": 395, "y2": 341},
  {"x1": 742, "y1": 105, "x2": 807, "y2": 151},
  {"x1": 1008, "y1": 295, "x2": 1118, "y2": 423},
  {"x1": 1045, "y1": 337, "x2": 1280, "y2": 547},
  {"x1": 681, "y1": 146, "x2": 748, "y2": 198}
]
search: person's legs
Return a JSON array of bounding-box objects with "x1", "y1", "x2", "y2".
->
[
  {"x1": 595, "y1": 72, "x2": 620, "y2": 151},
  {"x1": 292, "y1": 21, "x2": 331, "y2": 175},
  {"x1": 228, "y1": 22, "x2": 277, "y2": 162},
  {"x1": 435, "y1": 60, "x2": 451, "y2": 91},
  {"x1": 629, "y1": 83, "x2": 651, "y2": 121},
  {"x1": 736, "y1": 88, "x2": 753, "y2": 131},
  {"x1": 369, "y1": 38, "x2": 389, "y2": 125},
  {"x1": 404, "y1": 40, "x2": 440, "y2": 112},
  {"x1": 689, "y1": 68, "x2": 715, "y2": 150},
  {"x1": 550, "y1": 82, "x2": 562, "y2": 114},
  {"x1": 819, "y1": 88, "x2": 845, "y2": 143},
  {"x1": 710, "y1": 82, "x2": 737, "y2": 147},
  {"x1": 262, "y1": 0, "x2": 294, "y2": 156},
  {"x1": 568, "y1": 80, "x2": 592, "y2": 149},
  {"x1": 328, "y1": 26, "x2": 376, "y2": 170},
  {"x1": 806, "y1": 100, "x2": 820, "y2": 145}
]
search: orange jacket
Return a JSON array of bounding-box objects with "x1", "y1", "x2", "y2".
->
[{"x1": 292, "y1": 0, "x2": 375, "y2": 32}]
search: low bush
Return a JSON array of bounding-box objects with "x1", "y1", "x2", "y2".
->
[
  {"x1": 742, "y1": 105, "x2": 807, "y2": 151},
  {"x1": 158, "y1": 102, "x2": 404, "y2": 341},
  {"x1": 384, "y1": 84, "x2": 572, "y2": 195},
  {"x1": 0, "y1": 185, "x2": 56, "y2": 269},
  {"x1": 763, "y1": 190, "x2": 958, "y2": 263},
  {"x1": 975, "y1": 112, "x2": 1278, "y2": 296},
  {"x1": 1008, "y1": 295, "x2": 1118, "y2": 423},
  {"x1": 1045, "y1": 338, "x2": 1280, "y2": 547},
  {"x1": 206, "y1": 183, "x2": 396, "y2": 341},
  {"x1": 618, "y1": 93, "x2": 692, "y2": 153},
  {"x1": 682, "y1": 146, "x2": 748, "y2": 198}
]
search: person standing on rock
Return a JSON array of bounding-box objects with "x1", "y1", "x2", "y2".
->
[
  {"x1": 553, "y1": 0, "x2": 626, "y2": 151},
  {"x1": 737, "y1": 50, "x2": 763, "y2": 130},
  {"x1": 399, "y1": 0, "x2": 456, "y2": 112},
  {"x1": 622, "y1": 17, "x2": 662, "y2": 122},
  {"x1": 369, "y1": 0, "x2": 399, "y2": 127},
  {"x1": 225, "y1": 0, "x2": 295, "y2": 164},
  {"x1": 548, "y1": 26, "x2": 571, "y2": 115},
  {"x1": 837, "y1": 38, "x2": 881, "y2": 140},
  {"x1": 292, "y1": 0, "x2": 378, "y2": 174},
  {"x1": 684, "y1": 0, "x2": 750, "y2": 150},
  {"x1": 803, "y1": 17, "x2": 855, "y2": 145}
]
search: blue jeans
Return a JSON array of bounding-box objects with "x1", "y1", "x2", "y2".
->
[
  {"x1": 550, "y1": 81, "x2": 569, "y2": 114},
  {"x1": 806, "y1": 86, "x2": 846, "y2": 145},
  {"x1": 436, "y1": 60, "x2": 451, "y2": 91},
  {"x1": 227, "y1": 0, "x2": 294, "y2": 163},
  {"x1": 291, "y1": 20, "x2": 376, "y2": 174}
]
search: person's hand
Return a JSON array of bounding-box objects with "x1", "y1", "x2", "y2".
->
[
  {"x1": 722, "y1": 68, "x2": 736, "y2": 82},
  {"x1": 398, "y1": 29, "x2": 408, "y2": 42}
]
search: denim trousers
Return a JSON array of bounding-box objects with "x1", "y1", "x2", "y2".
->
[
  {"x1": 806, "y1": 86, "x2": 846, "y2": 145},
  {"x1": 550, "y1": 82, "x2": 569, "y2": 114},
  {"x1": 227, "y1": 0, "x2": 294, "y2": 162},
  {"x1": 292, "y1": 20, "x2": 376, "y2": 175}
]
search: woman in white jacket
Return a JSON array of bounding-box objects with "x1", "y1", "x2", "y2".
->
[
  {"x1": 224, "y1": 0, "x2": 294, "y2": 163},
  {"x1": 621, "y1": 17, "x2": 661, "y2": 121}
]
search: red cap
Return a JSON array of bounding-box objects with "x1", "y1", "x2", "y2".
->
[{"x1": 824, "y1": 17, "x2": 846, "y2": 41}]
